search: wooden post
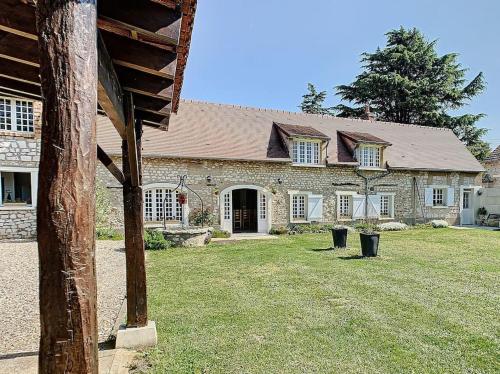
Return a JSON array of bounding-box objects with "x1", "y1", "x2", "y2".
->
[
  {"x1": 35, "y1": 1, "x2": 98, "y2": 373},
  {"x1": 122, "y1": 95, "x2": 148, "y2": 327}
]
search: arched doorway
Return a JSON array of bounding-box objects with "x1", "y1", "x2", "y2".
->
[{"x1": 220, "y1": 185, "x2": 271, "y2": 234}]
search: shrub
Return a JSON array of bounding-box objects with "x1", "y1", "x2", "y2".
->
[
  {"x1": 377, "y1": 222, "x2": 409, "y2": 231},
  {"x1": 144, "y1": 230, "x2": 171, "y2": 250},
  {"x1": 333, "y1": 224, "x2": 356, "y2": 233},
  {"x1": 96, "y1": 227, "x2": 124, "y2": 240},
  {"x1": 211, "y1": 229, "x2": 231, "y2": 238},
  {"x1": 269, "y1": 226, "x2": 288, "y2": 235},
  {"x1": 189, "y1": 207, "x2": 215, "y2": 226},
  {"x1": 431, "y1": 220, "x2": 449, "y2": 228},
  {"x1": 353, "y1": 222, "x2": 377, "y2": 233}
]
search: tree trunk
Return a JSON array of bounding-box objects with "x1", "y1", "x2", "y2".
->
[
  {"x1": 122, "y1": 117, "x2": 148, "y2": 327},
  {"x1": 36, "y1": 1, "x2": 98, "y2": 373}
]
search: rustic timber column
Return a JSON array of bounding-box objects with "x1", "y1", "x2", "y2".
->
[
  {"x1": 36, "y1": 0, "x2": 98, "y2": 373},
  {"x1": 122, "y1": 102, "x2": 148, "y2": 327}
]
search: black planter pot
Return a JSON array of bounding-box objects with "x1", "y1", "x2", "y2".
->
[
  {"x1": 332, "y1": 228, "x2": 348, "y2": 248},
  {"x1": 360, "y1": 232, "x2": 380, "y2": 257}
]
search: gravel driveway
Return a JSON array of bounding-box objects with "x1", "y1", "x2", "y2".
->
[{"x1": 0, "y1": 240, "x2": 126, "y2": 355}]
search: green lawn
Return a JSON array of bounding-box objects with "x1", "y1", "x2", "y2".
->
[{"x1": 144, "y1": 228, "x2": 500, "y2": 373}]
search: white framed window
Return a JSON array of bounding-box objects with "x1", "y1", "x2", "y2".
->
[
  {"x1": 433, "y1": 188, "x2": 445, "y2": 207},
  {"x1": 424, "y1": 186, "x2": 454, "y2": 208},
  {"x1": 223, "y1": 192, "x2": 231, "y2": 220},
  {"x1": 379, "y1": 194, "x2": 394, "y2": 218},
  {"x1": 144, "y1": 188, "x2": 182, "y2": 222},
  {"x1": 0, "y1": 97, "x2": 34, "y2": 133},
  {"x1": 292, "y1": 194, "x2": 306, "y2": 219},
  {"x1": 259, "y1": 193, "x2": 266, "y2": 219},
  {"x1": 356, "y1": 145, "x2": 381, "y2": 168},
  {"x1": 292, "y1": 140, "x2": 320, "y2": 165},
  {"x1": 0, "y1": 167, "x2": 38, "y2": 209},
  {"x1": 339, "y1": 195, "x2": 352, "y2": 218}
]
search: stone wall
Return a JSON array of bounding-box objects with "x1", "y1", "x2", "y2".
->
[
  {"x1": 98, "y1": 157, "x2": 480, "y2": 228},
  {"x1": 0, "y1": 208, "x2": 36, "y2": 240},
  {"x1": 0, "y1": 99, "x2": 42, "y2": 239}
]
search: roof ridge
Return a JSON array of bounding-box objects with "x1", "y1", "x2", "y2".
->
[{"x1": 179, "y1": 98, "x2": 454, "y2": 132}]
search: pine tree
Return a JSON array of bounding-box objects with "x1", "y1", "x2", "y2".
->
[
  {"x1": 300, "y1": 83, "x2": 334, "y2": 115},
  {"x1": 334, "y1": 27, "x2": 490, "y2": 160}
]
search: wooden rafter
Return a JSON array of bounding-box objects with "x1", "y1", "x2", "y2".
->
[
  {"x1": 97, "y1": 32, "x2": 126, "y2": 138},
  {"x1": 97, "y1": 144, "x2": 125, "y2": 185}
]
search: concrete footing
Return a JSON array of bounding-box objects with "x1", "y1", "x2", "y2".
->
[{"x1": 115, "y1": 320, "x2": 157, "y2": 349}]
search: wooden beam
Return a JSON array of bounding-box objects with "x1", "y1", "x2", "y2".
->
[
  {"x1": 36, "y1": 0, "x2": 98, "y2": 372},
  {"x1": 0, "y1": 76, "x2": 41, "y2": 97},
  {"x1": 98, "y1": 0, "x2": 181, "y2": 42},
  {"x1": 125, "y1": 93, "x2": 140, "y2": 187},
  {"x1": 0, "y1": 56, "x2": 40, "y2": 84},
  {"x1": 0, "y1": 0, "x2": 37, "y2": 38},
  {"x1": 0, "y1": 31, "x2": 39, "y2": 65},
  {"x1": 97, "y1": 16, "x2": 178, "y2": 50},
  {"x1": 97, "y1": 144, "x2": 125, "y2": 185},
  {"x1": 122, "y1": 118, "x2": 148, "y2": 327},
  {"x1": 97, "y1": 31, "x2": 126, "y2": 139}
]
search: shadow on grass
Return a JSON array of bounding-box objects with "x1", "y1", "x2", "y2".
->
[
  {"x1": 338, "y1": 255, "x2": 365, "y2": 260},
  {"x1": 310, "y1": 247, "x2": 335, "y2": 252}
]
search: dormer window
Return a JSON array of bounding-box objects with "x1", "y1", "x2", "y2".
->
[
  {"x1": 292, "y1": 140, "x2": 320, "y2": 165},
  {"x1": 0, "y1": 97, "x2": 34, "y2": 133},
  {"x1": 356, "y1": 145, "x2": 381, "y2": 168}
]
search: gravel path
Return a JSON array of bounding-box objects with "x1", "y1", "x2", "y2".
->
[{"x1": 0, "y1": 240, "x2": 126, "y2": 355}]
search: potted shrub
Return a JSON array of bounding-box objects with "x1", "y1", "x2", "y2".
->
[
  {"x1": 331, "y1": 225, "x2": 348, "y2": 248},
  {"x1": 477, "y1": 207, "x2": 488, "y2": 225},
  {"x1": 359, "y1": 229, "x2": 380, "y2": 257}
]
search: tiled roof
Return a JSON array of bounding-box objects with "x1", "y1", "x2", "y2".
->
[
  {"x1": 274, "y1": 122, "x2": 330, "y2": 140},
  {"x1": 97, "y1": 100, "x2": 485, "y2": 172},
  {"x1": 338, "y1": 131, "x2": 391, "y2": 146},
  {"x1": 485, "y1": 146, "x2": 500, "y2": 163}
]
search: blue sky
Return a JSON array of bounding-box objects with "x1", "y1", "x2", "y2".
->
[{"x1": 181, "y1": 0, "x2": 500, "y2": 148}]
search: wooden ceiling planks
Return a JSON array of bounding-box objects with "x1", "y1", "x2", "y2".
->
[{"x1": 0, "y1": 0, "x2": 197, "y2": 129}]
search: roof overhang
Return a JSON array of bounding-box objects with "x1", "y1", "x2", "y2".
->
[{"x1": 0, "y1": 0, "x2": 196, "y2": 129}]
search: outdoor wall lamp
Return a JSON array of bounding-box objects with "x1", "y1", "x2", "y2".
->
[
  {"x1": 206, "y1": 175, "x2": 213, "y2": 184},
  {"x1": 277, "y1": 178, "x2": 283, "y2": 185}
]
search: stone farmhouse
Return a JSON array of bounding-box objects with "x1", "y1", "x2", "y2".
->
[{"x1": 0, "y1": 98, "x2": 486, "y2": 239}]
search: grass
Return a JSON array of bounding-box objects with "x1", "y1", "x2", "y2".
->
[{"x1": 144, "y1": 228, "x2": 499, "y2": 373}]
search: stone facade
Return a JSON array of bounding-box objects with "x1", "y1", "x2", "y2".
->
[
  {"x1": 97, "y1": 156, "x2": 481, "y2": 230},
  {"x1": 0, "y1": 100, "x2": 42, "y2": 240}
]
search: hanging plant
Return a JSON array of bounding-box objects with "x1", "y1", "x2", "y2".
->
[
  {"x1": 178, "y1": 192, "x2": 187, "y2": 205},
  {"x1": 213, "y1": 187, "x2": 219, "y2": 195},
  {"x1": 271, "y1": 186, "x2": 277, "y2": 195}
]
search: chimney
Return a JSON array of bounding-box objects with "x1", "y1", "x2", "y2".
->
[{"x1": 361, "y1": 104, "x2": 375, "y2": 121}]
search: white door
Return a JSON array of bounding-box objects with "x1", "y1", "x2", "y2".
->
[
  {"x1": 461, "y1": 189, "x2": 473, "y2": 225},
  {"x1": 221, "y1": 191, "x2": 232, "y2": 232},
  {"x1": 257, "y1": 191, "x2": 268, "y2": 233}
]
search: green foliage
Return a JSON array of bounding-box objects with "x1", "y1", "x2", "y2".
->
[
  {"x1": 96, "y1": 227, "x2": 124, "y2": 240},
  {"x1": 95, "y1": 181, "x2": 115, "y2": 229},
  {"x1": 144, "y1": 230, "x2": 171, "y2": 251},
  {"x1": 353, "y1": 221, "x2": 378, "y2": 233},
  {"x1": 211, "y1": 229, "x2": 231, "y2": 238},
  {"x1": 300, "y1": 83, "x2": 335, "y2": 115},
  {"x1": 334, "y1": 27, "x2": 490, "y2": 160},
  {"x1": 477, "y1": 207, "x2": 488, "y2": 216},
  {"x1": 269, "y1": 226, "x2": 288, "y2": 235},
  {"x1": 189, "y1": 207, "x2": 215, "y2": 226},
  {"x1": 289, "y1": 223, "x2": 334, "y2": 234}
]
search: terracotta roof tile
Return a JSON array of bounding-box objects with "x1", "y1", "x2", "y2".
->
[{"x1": 97, "y1": 100, "x2": 484, "y2": 172}]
